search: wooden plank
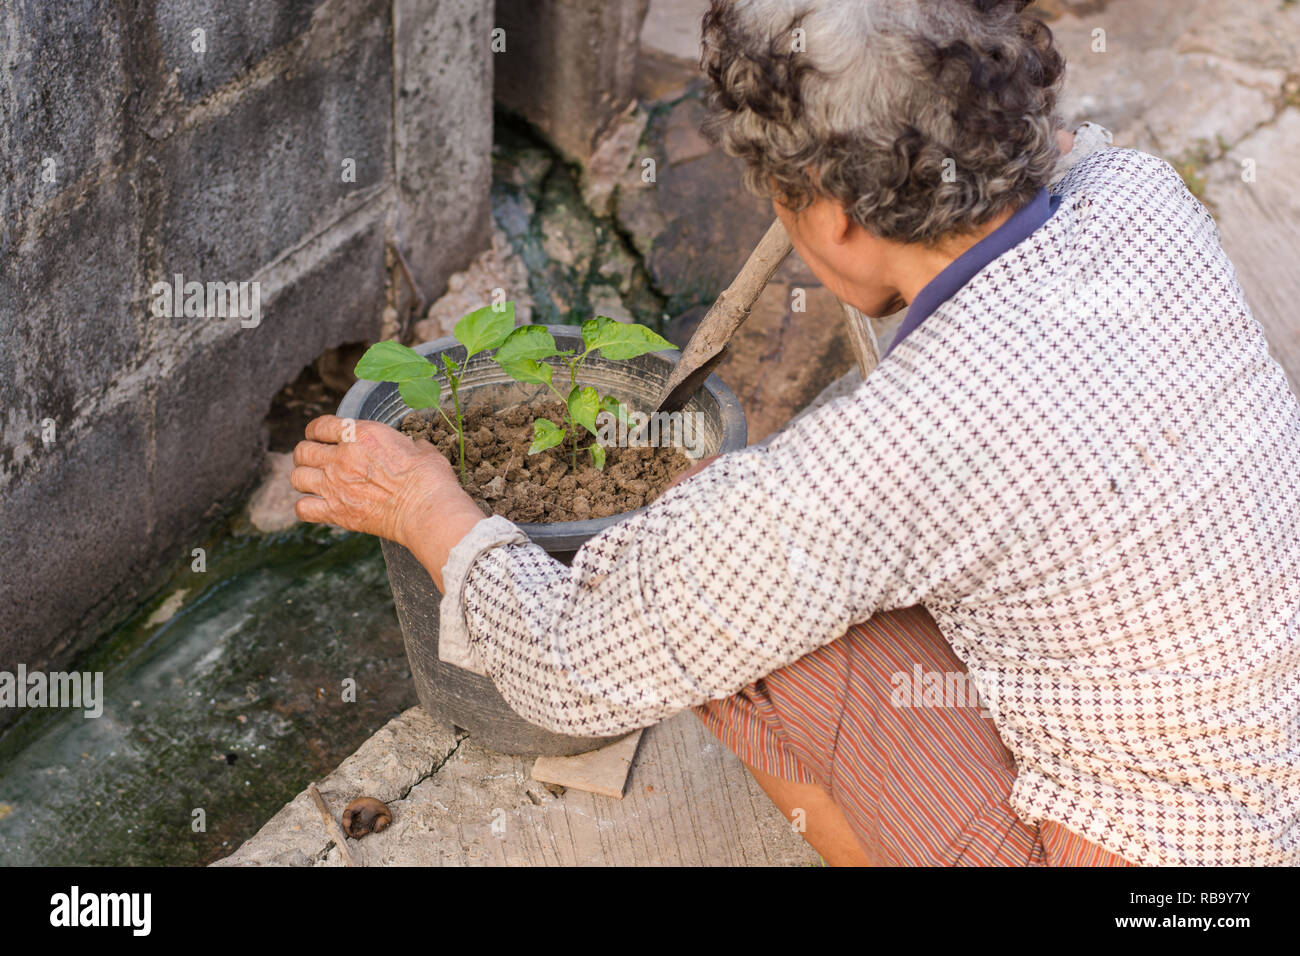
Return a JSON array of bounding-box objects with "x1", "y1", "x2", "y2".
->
[{"x1": 531, "y1": 729, "x2": 643, "y2": 798}]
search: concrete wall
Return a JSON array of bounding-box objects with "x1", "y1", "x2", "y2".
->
[
  {"x1": 494, "y1": 0, "x2": 649, "y2": 166},
  {"x1": 0, "y1": 0, "x2": 494, "y2": 687}
]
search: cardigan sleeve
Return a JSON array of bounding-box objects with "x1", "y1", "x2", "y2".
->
[{"x1": 437, "y1": 382, "x2": 946, "y2": 738}]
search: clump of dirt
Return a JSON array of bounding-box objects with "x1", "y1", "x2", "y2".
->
[{"x1": 401, "y1": 401, "x2": 693, "y2": 523}]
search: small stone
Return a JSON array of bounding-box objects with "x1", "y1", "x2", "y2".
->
[
  {"x1": 246, "y1": 452, "x2": 303, "y2": 533},
  {"x1": 588, "y1": 287, "x2": 634, "y2": 324},
  {"x1": 414, "y1": 226, "x2": 533, "y2": 342}
]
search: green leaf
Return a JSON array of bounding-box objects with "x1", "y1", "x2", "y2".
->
[
  {"x1": 580, "y1": 316, "x2": 677, "y2": 361},
  {"x1": 589, "y1": 443, "x2": 606, "y2": 471},
  {"x1": 498, "y1": 358, "x2": 553, "y2": 386},
  {"x1": 440, "y1": 353, "x2": 459, "y2": 379},
  {"x1": 599, "y1": 394, "x2": 630, "y2": 425},
  {"x1": 454, "y1": 302, "x2": 516, "y2": 358},
  {"x1": 568, "y1": 385, "x2": 601, "y2": 436},
  {"x1": 398, "y1": 377, "x2": 442, "y2": 410},
  {"x1": 495, "y1": 325, "x2": 558, "y2": 365},
  {"x1": 355, "y1": 341, "x2": 435, "y2": 383},
  {"x1": 495, "y1": 326, "x2": 558, "y2": 386},
  {"x1": 528, "y1": 418, "x2": 565, "y2": 455}
]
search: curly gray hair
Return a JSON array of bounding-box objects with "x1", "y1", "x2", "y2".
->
[{"x1": 700, "y1": 0, "x2": 1065, "y2": 244}]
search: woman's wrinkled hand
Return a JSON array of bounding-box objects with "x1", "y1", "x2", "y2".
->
[{"x1": 290, "y1": 415, "x2": 464, "y2": 548}]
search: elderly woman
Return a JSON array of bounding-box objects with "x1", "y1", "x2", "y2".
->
[{"x1": 291, "y1": 0, "x2": 1300, "y2": 866}]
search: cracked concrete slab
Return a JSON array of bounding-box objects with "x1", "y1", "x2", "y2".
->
[
  {"x1": 215, "y1": 707, "x2": 819, "y2": 866},
  {"x1": 213, "y1": 708, "x2": 462, "y2": 866}
]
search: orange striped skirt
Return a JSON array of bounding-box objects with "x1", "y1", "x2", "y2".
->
[{"x1": 694, "y1": 605, "x2": 1135, "y2": 866}]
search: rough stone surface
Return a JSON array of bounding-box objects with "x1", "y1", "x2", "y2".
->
[
  {"x1": 155, "y1": 0, "x2": 328, "y2": 102},
  {"x1": 215, "y1": 707, "x2": 819, "y2": 867},
  {"x1": 1047, "y1": 0, "x2": 1299, "y2": 155},
  {"x1": 393, "y1": 0, "x2": 495, "y2": 306},
  {"x1": 581, "y1": 103, "x2": 649, "y2": 218},
  {"x1": 213, "y1": 708, "x2": 462, "y2": 867},
  {"x1": 489, "y1": 125, "x2": 665, "y2": 328},
  {"x1": 414, "y1": 226, "x2": 534, "y2": 342},
  {"x1": 0, "y1": 0, "x2": 126, "y2": 238},
  {"x1": 636, "y1": 0, "x2": 708, "y2": 101},
  {"x1": 156, "y1": 4, "x2": 393, "y2": 281},
  {"x1": 639, "y1": 0, "x2": 708, "y2": 64},
  {"x1": 495, "y1": 0, "x2": 650, "y2": 166},
  {"x1": 0, "y1": 0, "x2": 494, "y2": 700},
  {"x1": 615, "y1": 96, "x2": 775, "y2": 315}
]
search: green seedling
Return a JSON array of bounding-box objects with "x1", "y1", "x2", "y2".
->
[
  {"x1": 353, "y1": 302, "x2": 516, "y2": 480},
  {"x1": 492, "y1": 316, "x2": 676, "y2": 470}
]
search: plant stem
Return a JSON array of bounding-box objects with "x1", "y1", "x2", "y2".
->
[
  {"x1": 541, "y1": 380, "x2": 577, "y2": 470},
  {"x1": 448, "y1": 369, "x2": 465, "y2": 482},
  {"x1": 565, "y1": 358, "x2": 581, "y2": 469}
]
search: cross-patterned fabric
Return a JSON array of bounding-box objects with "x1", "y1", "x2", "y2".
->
[{"x1": 441, "y1": 145, "x2": 1300, "y2": 866}]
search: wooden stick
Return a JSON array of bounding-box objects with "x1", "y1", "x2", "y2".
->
[
  {"x1": 838, "y1": 302, "x2": 881, "y2": 379},
  {"x1": 654, "y1": 217, "x2": 793, "y2": 413},
  {"x1": 308, "y1": 783, "x2": 357, "y2": 867}
]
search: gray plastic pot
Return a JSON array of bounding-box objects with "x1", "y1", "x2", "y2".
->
[{"x1": 337, "y1": 325, "x2": 747, "y2": 756}]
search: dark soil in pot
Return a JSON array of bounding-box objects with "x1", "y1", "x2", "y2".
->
[{"x1": 400, "y1": 400, "x2": 692, "y2": 522}]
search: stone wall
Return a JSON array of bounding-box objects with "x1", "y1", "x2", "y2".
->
[
  {"x1": 0, "y1": 0, "x2": 494, "y2": 694},
  {"x1": 494, "y1": 0, "x2": 649, "y2": 167}
]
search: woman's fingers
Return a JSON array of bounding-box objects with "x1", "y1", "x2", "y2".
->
[
  {"x1": 294, "y1": 496, "x2": 331, "y2": 524},
  {"x1": 290, "y1": 466, "x2": 326, "y2": 497},
  {"x1": 304, "y1": 414, "x2": 347, "y2": 443},
  {"x1": 289, "y1": 414, "x2": 446, "y2": 542},
  {"x1": 292, "y1": 440, "x2": 336, "y2": 468}
]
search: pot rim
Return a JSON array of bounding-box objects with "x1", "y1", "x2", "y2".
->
[{"x1": 338, "y1": 324, "x2": 748, "y2": 550}]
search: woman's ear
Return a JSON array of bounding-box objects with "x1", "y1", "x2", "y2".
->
[{"x1": 827, "y1": 198, "x2": 855, "y2": 246}]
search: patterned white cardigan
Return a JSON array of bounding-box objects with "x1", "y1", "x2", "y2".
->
[{"x1": 438, "y1": 140, "x2": 1300, "y2": 867}]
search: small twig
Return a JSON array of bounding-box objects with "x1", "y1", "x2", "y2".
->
[
  {"x1": 308, "y1": 783, "x2": 357, "y2": 867},
  {"x1": 388, "y1": 241, "x2": 426, "y2": 334}
]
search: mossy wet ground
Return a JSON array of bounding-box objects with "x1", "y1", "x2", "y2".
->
[
  {"x1": 491, "y1": 116, "x2": 667, "y2": 330},
  {"x1": 0, "y1": 523, "x2": 413, "y2": 865}
]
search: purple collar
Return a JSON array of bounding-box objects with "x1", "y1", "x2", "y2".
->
[{"x1": 884, "y1": 187, "x2": 1060, "y2": 357}]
